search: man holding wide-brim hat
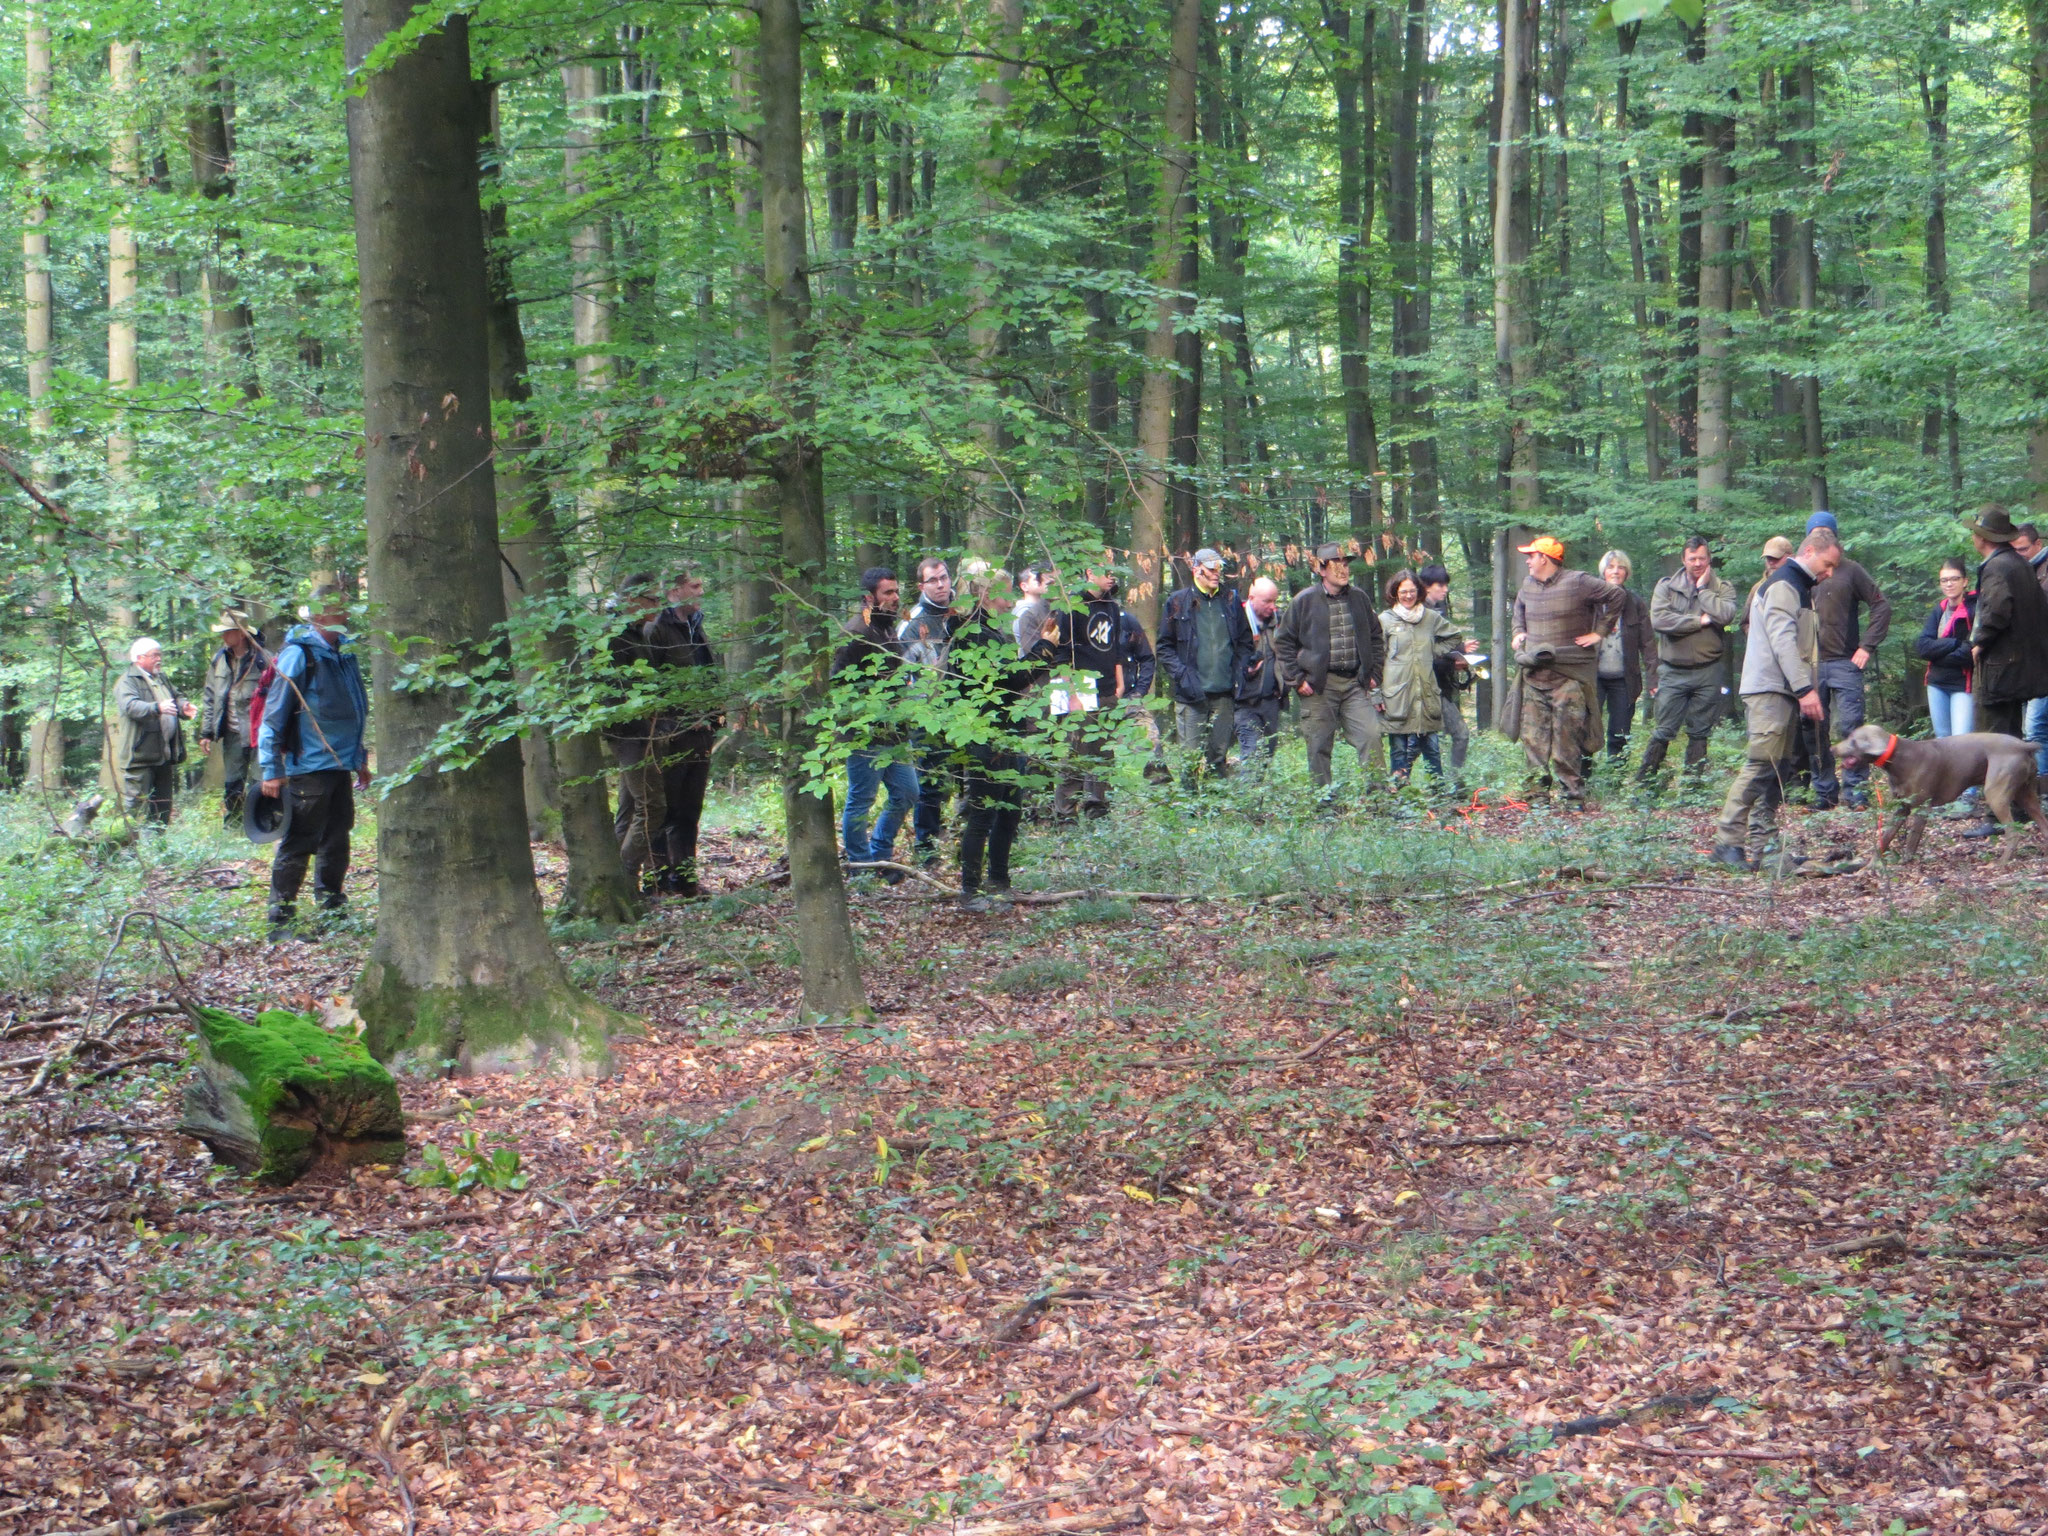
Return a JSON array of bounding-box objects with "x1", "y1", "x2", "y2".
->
[
  {"x1": 198, "y1": 609, "x2": 269, "y2": 826},
  {"x1": 1504, "y1": 535, "x2": 1625, "y2": 808},
  {"x1": 1967, "y1": 504, "x2": 2048, "y2": 741}
]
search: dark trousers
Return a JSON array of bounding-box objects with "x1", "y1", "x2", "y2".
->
[
  {"x1": 1390, "y1": 732, "x2": 1443, "y2": 780},
  {"x1": 1981, "y1": 698, "x2": 2027, "y2": 739},
  {"x1": 120, "y1": 762, "x2": 177, "y2": 824},
  {"x1": 1596, "y1": 674, "x2": 1636, "y2": 758},
  {"x1": 960, "y1": 748, "x2": 1023, "y2": 893},
  {"x1": 1811, "y1": 658, "x2": 1868, "y2": 802},
  {"x1": 1234, "y1": 695, "x2": 1281, "y2": 773},
  {"x1": 656, "y1": 727, "x2": 715, "y2": 879},
  {"x1": 270, "y1": 769, "x2": 354, "y2": 914},
  {"x1": 912, "y1": 741, "x2": 953, "y2": 851}
]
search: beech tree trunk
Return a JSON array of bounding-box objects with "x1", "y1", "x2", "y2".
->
[
  {"x1": 24, "y1": 0, "x2": 52, "y2": 444},
  {"x1": 108, "y1": 43, "x2": 140, "y2": 478},
  {"x1": 480, "y1": 84, "x2": 641, "y2": 927},
  {"x1": 1493, "y1": 0, "x2": 1538, "y2": 517},
  {"x1": 344, "y1": 1, "x2": 622, "y2": 1077},
  {"x1": 1791, "y1": 60, "x2": 1829, "y2": 514},
  {"x1": 758, "y1": 0, "x2": 868, "y2": 1020},
  {"x1": 965, "y1": 0, "x2": 1023, "y2": 557},
  {"x1": 2033, "y1": 2, "x2": 2048, "y2": 516},
  {"x1": 185, "y1": 50, "x2": 256, "y2": 395},
  {"x1": 1390, "y1": 0, "x2": 1438, "y2": 552},
  {"x1": 1920, "y1": 20, "x2": 1961, "y2": 498},
  {"x1": 1129, "y1": 0, "x2": 1202, "y2": 636},
  {"x1": 1614, "y1": 23, "x2": 1665, "y2": 482},
  {"x1": 1695, "y1": 10, "x2": 1734, "y2": 519},
  {"x1": 1328, "y1": 2, "x2": 1381, "y2": 545}
]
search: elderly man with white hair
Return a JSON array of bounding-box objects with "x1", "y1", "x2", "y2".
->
[
  {"x1": 1233, "y1": 575, "x2": 1285, "y2": 772},
  {"x1": 113, "y1": 636, "x2": 197, "y2": 823}
]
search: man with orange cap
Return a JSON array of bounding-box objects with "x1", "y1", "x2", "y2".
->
[{"x1": 1506, "y1": 535, "x2": 1625, "y2": 806}]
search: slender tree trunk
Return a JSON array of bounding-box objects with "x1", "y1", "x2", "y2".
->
[
  {"x1": 757, "y1": 0, "x2": 868, "y2": 1019},
  {"x1": 108, "y1": 43, "x2": 140, "y2": 477},
  {"x1": 1084, "y1": 282, "x2": 1121, "y2": 540},
  {"x1": 1391, "y1": 0, "x2": 1439, "y2": 552},
  {"x1": 1920, "y1": 20, "x2": 1961, "y2": 499},
  {"x1": 185, "y1": 51, "x2": 256, "y2": 394},
  {"x1": 564, "y1": 62, "x2": 613, "y2": 393},
  {"x1": 344, "y1": 1, "x2": 621, "y2": 1077},
  {"x1": 1792, "y1": 60, "x2": 1829, "y2": 513},
  {"x1": 1129, "y1": 0, "x2": 1203, "y2": 635},
  {"x1": 1493, "y1": 0, "x2": 1538, "y2": 517},
  {"x1": 23, "y1": 1, "x2": 51, "y2": 445},
  {"x1": 1614, "y1": 24, "x2": 1665, "y2": 481},
  {"x1": 1695, "y1": 10, "x2": 1734, "y2": 518},
  {"x1": 965, "y1": 0, "x2": 1023, "y2": 556},
  {"x1": 481, "y1": 84, "x2": 640, "y2": 927},
  {"x1": 1673, "y1": 25, "x2": 1706, "y2": 462},
  {"x1": 2032, "y1": 2, "x2": 2048, "y2": 515},
  {"x1": 725, "y1": 47, "x2": 778, "y2": 717},
  {"x1": 1328, "y1": 2, "x2": 1382, "y2": 545},
  {"x1": 1169, "y1": 225, "x2": 1203, "y2": 560}
]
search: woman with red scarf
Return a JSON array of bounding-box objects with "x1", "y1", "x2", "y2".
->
[{"x1": 1914, "y1": 559, "x2": 1977, "y2": 737}]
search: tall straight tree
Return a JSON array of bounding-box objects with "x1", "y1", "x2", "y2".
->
[
  {"x1": 1130, "y1": 0, "x2": 1202, "y2": 634},
  {"x1": 1389, "y1": 0, "x2": 1438, "y2": 550},
  {"x1": 756, "y1": 0, "x2": 867, "y2": 1019},
  {"x1": 1918, "y1": 12, "x2": 1960, "y2": 496},
  {"x1": 1614, "y1": 22, "x2": 1666, "y2": 482},
  {"x1": 1493, "y1": 0, "x2": 1538, "y2": 518},
  {"x1": 1694, "y1": 6, "x2": 1734, "y2": 519},
  {"x1": 1326, "y1": 1, "x2": 1380, "y2": 544},
  {"x1": 343, "y1": 0, "x2": 621, "y2": 1076},
  {"x1": 966, "y1": 0, "x2": 1023, "y2": 556},
  {"x1": 23, "y1": 0, "x2": 51, "y2": 446},
  {"x1": 108, "y1": 43, "x2": 140, "y2": 477},
  {"x1": 186, "y1": 50, "x2": 255, "y2": 393},
  {"x1": 2033, "y1": 0, "x2": 2048, "y2": 515}
]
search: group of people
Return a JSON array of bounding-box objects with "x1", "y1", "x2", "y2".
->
[{"x1": 110, "y1": 582, "x2": 372, "y2": 935}]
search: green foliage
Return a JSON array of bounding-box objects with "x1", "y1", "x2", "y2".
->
[
  {"x1": 992, "y1": 956, "x2": 1087, "y2": 996},
  {"x1": 407, "y1": 1131, "x2": 530, "y2": 1194}
]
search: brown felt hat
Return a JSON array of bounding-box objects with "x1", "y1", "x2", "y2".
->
[{"x1": 1970, "y1": 505, "x2": 2021, "y2": 544}]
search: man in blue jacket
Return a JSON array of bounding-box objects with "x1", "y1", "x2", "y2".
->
[{"x1": 257, "y1": 581, "x2": 371, "y2": 935}]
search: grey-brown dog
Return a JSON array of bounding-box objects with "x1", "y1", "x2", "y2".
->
[{"x1": 1833, "y1": 723, "x2": 2045, "y2": 863}]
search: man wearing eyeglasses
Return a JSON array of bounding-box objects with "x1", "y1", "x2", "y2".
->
[{"x1": 898, "y1": 557, "x2": 961, "y2": 863}]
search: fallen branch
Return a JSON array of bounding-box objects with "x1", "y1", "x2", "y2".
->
[
  {"x1": 1797, "y1": 1232, "x2": 2047, "y2": 1262},
  {"x1": 847, "y1": 859, "x2": 957, "y2": 895},
  {"x1": 1033, "y1": 1379, "x2": 1104, "y2": 1443},
  {"x1": 0, "y1": 1353, "x2": 161, "y2": 1379},
  {"x1": 1613, "y1": 1439, "x2": 1824, "y2": 1462},
  {"x1": 1489, "y1": 1389, "x2": 1718, "y2": 1460},
  {"x1": 1122, "y1": 1025, "x2": 1350, "y2": 1072},
  {"x1": 950, "y1": 1505, "x2": 1141, "y2": 1536},
  {"x1": 1421, "y1": 1133, "x2": 1534, "y2": 1149},
  {"x1": 982, "y1": 1288, "x2": 1099, "y2": 1347},
  {"x1": 38, "y1": 1493, "x2": 251, "y2": 1536},
  {"x1": 72, "y1": 1050, "x2": 180, "y2": 1087}
]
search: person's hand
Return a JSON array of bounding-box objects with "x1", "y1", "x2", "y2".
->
[
  {"x1": 1972, "y1": 645, "x2": 1982, "y2": 666},
  {"x1": 158, "y1": 700, "x2": 177, "y2": 717},
  {"x1": 1647, "y1": 684, "x2": 1657, "y2": 698},
  {"x1": 199, "y1": 738, "x2": 213, "y2": 756},
  {"x1": 1851, "y1": 647, "x2": 1870, "y2": 670},
  {"x1": 1798, "y1": 690, "x2": 1825, "y2": 722},
  {"x1": 1296, "y1": 680, "x2": 1314, "y2": 697},
  {"x1": 180, "y1": 701, "x2": 197, "y2": 719},
  {"x1": 1574, "y1": 631, "x2": 1602, "y2": 648},
  {"x1": 1463, "y1": 639, "x2": 1480, "y2": 653},
  {"x1": 261, "y1": 777, "x2": 284, "y2": 797},
  {"x1": 1511, "y1": 632, "x2": 1527, "y2": 651},
  {"x1": 1041, "y1": 617, "x2": 1060, "y2": 642},
  {"x1": 355, "y1": 767, "x2": 372, "y2": 791}
]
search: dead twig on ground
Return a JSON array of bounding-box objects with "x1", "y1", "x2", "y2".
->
[
  {"x1": 983, "y1": 1288, "x2": 1100, "y2": 1346},
  {"x1": 1121, "y1": 1024, "x2": 1350, "y2": 1072},
  {"x1": 1488, "y1": 1389, "x2": 1719, "y2": 1460},
  {"x1": 1614, "y1": 1439, "x2": 1824, "y2": 1462},
  {"x1": 38, "y1": 1493, "x2": 257, "y2": 1536},
  {"x1": 950, "y1": 1506, "x2": 1142, "y2": 1536},
  {"x1": 1033, "y1": 1379, "x2": 1104, "y2": 1443}
]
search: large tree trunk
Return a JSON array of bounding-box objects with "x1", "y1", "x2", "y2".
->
[
  {"x1": 1791, "y1": 60, "x2": 1829, "y2": 514},
  {"x1": 564, "y1": 61, "x2": 613, "y2": 393},
  {"x1": 758, "y1": 0, "x2": 867, "y2": 1020},
  {"x1": 1493, "y1": 0, "x2": 1538, "y2": 518},
  {"x1": 1328, "y1": 2, "x2": 1381, "y2": 546},
  {"x1": 1129, "y1": 0, "x2": 1202, "y2": 635},
  {"x1": 480, "y1": 83, "x2": 641, "y2": 928},
  {"x1": 1694, "y1": 10, "x2": 1734, "y2": 519},
  {"x1": 1673, "y1": 25, "x2": 1706, "y2": 462},
  {"x1": 2033, "y1": 3, "x2": 2048, "y2": 516},
  {"x1": 344, "y1": 1, "x2": 621, "y2": 1078}
]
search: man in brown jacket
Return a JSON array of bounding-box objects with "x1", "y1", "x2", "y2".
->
[
  {"x1": 1968, "y1": 506, "x2": 2048, "y2": 740},
  {"x1": 1508, "y1": 536, "x2": 1625, "y2": 806},
  {"x1": 2013, "y1": 524, "x2": 2048, "y2": 782},
  {"x1": 1274, "y1": 542, "x2": 1386, "y2": 792}
]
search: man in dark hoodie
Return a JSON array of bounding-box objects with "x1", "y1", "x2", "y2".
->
[
  {"x1": 1804, "y1": 511, "x2": 1891, "y2": 809},
  {"x1": 1157, "y1": 547, "x2": 1253, "y2": 780},
  {"x1": 641, "y1": 569, "x2": 722, "y2": 896},
  {"x1": 833, "y1": 567, "x2": 916, "y2": 876},
  {"x1": 1043, "y1": 567, "x2": 1131, "y2": 818}
]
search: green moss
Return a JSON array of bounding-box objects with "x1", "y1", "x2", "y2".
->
[
  {"x1": 356, "y1": 959, "x2": 625, "y2": 1080},
  {"x1": 180, "y1": 1007, "x2": 406, "y2": 1184}
]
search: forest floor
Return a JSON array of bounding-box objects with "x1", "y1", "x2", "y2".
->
[{"x1": 2, "y1": 759, "x2": 2046, "y2": 1536}]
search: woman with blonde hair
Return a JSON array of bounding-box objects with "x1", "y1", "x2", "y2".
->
[{"x1": 1594, "y1": 549, "x2": 1657, "y2": 761}]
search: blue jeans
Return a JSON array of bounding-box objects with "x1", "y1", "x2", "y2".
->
[
  {"x1": 1812, "y1": 657, "x2": 1868, "y2": 802},
  {"x1": 842, "y1": 750, "x2": 918, "y2": 864},
  {"x1": 1927, "y1": 684, "x2": 1974, "y2": 738},
  {"x1": 2027, "y1": 695, "x2": 2048, "y2": 776},
  {"x1": 1390, "y1": 732, "x2": 1443, "y2": 781}
]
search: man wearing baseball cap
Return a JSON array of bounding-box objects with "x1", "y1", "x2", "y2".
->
[
  {"x1": 1157, "y1": 547, "x2": 1253, "y2": 781},
  {"x1": 1506, "y1": 535, "x2": 1625, "y2": 807},
  {"x1": 1273, "y1": 542, "x2": 1387, "y2": 792}
]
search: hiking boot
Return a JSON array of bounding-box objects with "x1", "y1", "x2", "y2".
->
[
  {"x1": 1960, "y1": 821, "x2": 2003, "y2": 841},
  {"x1": 266, "y1": 903, "x2": 297, "y2": 942},
  {"x1": 957, "y1": 893, "x2": 997, "y2": 914},
  {"x1": 1708, "y1": 844, "x2": 1754, "y2": 871}
]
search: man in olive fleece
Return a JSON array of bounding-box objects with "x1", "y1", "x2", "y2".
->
[
  {"x1": 1637, "y1": 535, "x2": 1738, "y2": 787},
  {"x1": 1803, "y1": 511, "x2": 1891, "y2": 809},
  {"x1": 1508, "y1": 536, "x2": 1625, "y2": 806}
]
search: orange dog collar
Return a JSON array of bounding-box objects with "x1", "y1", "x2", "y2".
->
[{"x1": 1872, "y1": 733, "x2": 1899, "y2": 768}]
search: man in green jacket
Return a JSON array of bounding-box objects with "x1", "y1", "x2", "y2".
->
[
  {"x1": 113, "y1": 637, "x2": 197, "y2": 824},
  {"x1": 197, "y1": 611, "x2": 270, "y2": 825},
  {"x1": 1637, "y1": 536, "x2": 1738, "y2": 788}
]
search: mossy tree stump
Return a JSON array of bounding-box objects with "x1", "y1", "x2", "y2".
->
[{"x1": 178, "y1": 1006, "x2": 407, "y2": 1184}]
